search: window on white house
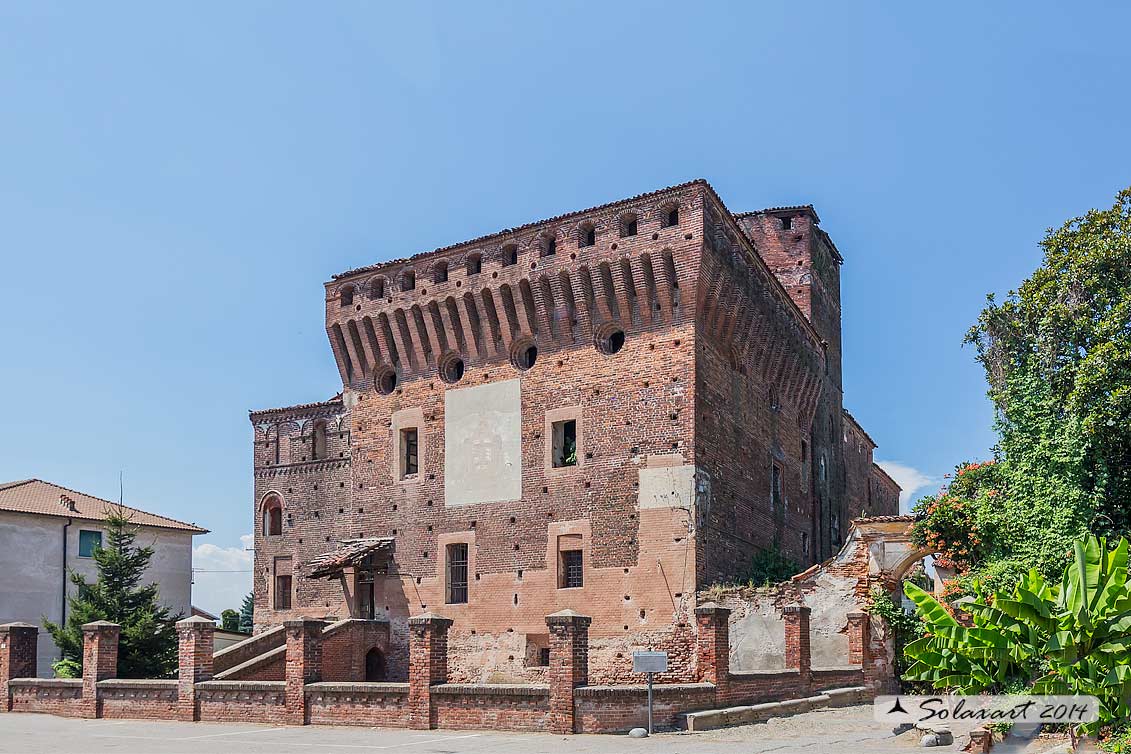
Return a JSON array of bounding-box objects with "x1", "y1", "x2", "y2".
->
[{"x1": 78, "y1": 530, "x2": 102, "y2": 558}]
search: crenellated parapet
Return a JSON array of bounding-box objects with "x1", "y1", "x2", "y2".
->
[
  {"x1": 250, "y1": 396, "x2": 350, "y2": 471},
  {"x1": 323, "y1": 182, "x2": 707, "y2": 390}
]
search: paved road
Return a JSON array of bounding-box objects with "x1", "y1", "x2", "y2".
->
[{"x1": 0, "y1": 705, "x2": 960, "y2": 753}]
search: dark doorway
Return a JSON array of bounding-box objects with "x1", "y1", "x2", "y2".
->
[{"x1": 365, "y1": 647, "x2": 386, "y2": 681}]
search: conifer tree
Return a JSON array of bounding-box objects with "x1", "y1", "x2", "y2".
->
[
  {"x1": 238, "y1": 591, "x2": 254, "y2": 634},
  {"x1": 44, "y1": 509, "x2": 180, "y2": 678}
]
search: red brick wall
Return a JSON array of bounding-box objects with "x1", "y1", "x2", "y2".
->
[
  {"x1": 98, "y1": 681, "x2": 179, "y2": 719},
  {"x1": 305, "y1": 683, "x2": 410, "y2": 727},
  {"x1": 573, "y1": 684, "x2": 717, "y2": 733},
  {"x1": 194, "y1": 681, "x2": 286, "y2": 724},
  {"x1": 8, "y1": 680, "x2": 82, "y2": 716},
  {"x1": 722, "y1": 670, "x2": 806, "y2": 706},
  {"x1": 430, "y1": 686, "x2": 550, "y2": 732}
]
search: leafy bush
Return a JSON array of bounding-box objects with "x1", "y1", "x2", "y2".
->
[
  {"x1": 866, "y1": 585, "x2": 924, "y2": 690},
  {"x1": 903, "y1": 534, "x2": 1131, "y2": 737},
  {"x1": 50, "y1": 658, "x2": 81, "y2": 679},
  {"x1": 739, "y1": 546, "x2": 800, "y2": 587}
]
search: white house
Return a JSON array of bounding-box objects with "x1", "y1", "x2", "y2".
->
[{"x1": 0, "y1": 479, "x2": 207, "y2": 676}]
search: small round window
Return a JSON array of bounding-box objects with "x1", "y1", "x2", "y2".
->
[
  {"x1": 375, "y1": 367, "x2": 398, "y2": 395},
  {"x1": 595, "y1": 325, "x2": 626, "y2": 355},
  {"x1": 439, "y1": 353, "x2": 465, "y2": 384},
  {"x1": 511, "y1": 342, "x2": 538, "y2": 371}
]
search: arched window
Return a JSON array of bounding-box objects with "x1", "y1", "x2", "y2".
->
[
  {"x1": 311, "y1": 421, "x2": 328, "y2": 461},
  {"x1": 263, "y1": 494, "x2": 283, "y2": 537},
  {"x1": 500, "y1": 246, "x2": 517, "y2": 267},
  {"x1": 433, "y1": 261, "x2": 448, "y2": 284},
  {"x1": 340, "y1": 285, "x2": 355, "y2": 307},
  {"x1": 401, "y1": 270, "x2": 416, "y2": 291},
  {"x1": 467, "y1": 253, "x2": 483, "y2": 275}
]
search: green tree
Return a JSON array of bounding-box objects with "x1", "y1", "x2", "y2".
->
[
  {"x1": 44, "y1": 509, "x2": 181, "y2": 678},
  {"x1": 220, "y1": 609, "x2": 239, "y2": 632},
  {"x1": 963, "y1": 187, "x2": 1131, "y2": 577},
  {"x1": 238, "y1": 591, "x2": 254, "y2": 634}
]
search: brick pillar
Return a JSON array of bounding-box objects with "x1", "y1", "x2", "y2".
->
[
  {"x1": 782, "y1": 605, "x2": 811, "y2": 689},
  {"x1": 1, "y1": 622, "x2": 38, "y2": 712},
  {"x1": 284, "y1": 618, "x2": 324, "y2": 726},
  {"x1": 81, "y1": 621, "x2": 120, "y2": 719},
  {"x1": 407, "y1": 612, "x2": 451, "y2": 730},
  {"x1": 846, "y1": 610, "x2": 870, "y2": 666},
  {"x1": 546, "y1": 609, "x2": 591, "y2": 735},
  {"x1": 694, "y1": 603, "x2": 731, "y2": 701},
  {"x1": 176, "y1": 616, "x2": 215, "y2": 721}
]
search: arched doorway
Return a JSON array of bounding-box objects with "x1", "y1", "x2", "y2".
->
[{"x1": 365, "y1": 647, "x2": 386, "y2": 682}]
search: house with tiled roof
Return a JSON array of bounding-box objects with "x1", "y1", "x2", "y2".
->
[{"x1": 0, "y1": 479, "x2": 207, "y2": 676}]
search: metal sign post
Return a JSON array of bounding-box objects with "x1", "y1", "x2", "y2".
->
[{"x1": 632, "y1": 651, "x2": 668, "y2": 735}]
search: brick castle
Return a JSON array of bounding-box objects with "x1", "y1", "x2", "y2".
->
[{"x1": 249, "y1": 179, "x2": 899, "y2": 684}]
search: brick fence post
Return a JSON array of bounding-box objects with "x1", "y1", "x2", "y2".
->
[
  {"x1": 546, "y1": 609, "x2": 591, "y2": 735},
  {"x1": 694, "y1": 603, "x2": 731, "y2": 703},
  {"x1": 846, "y1": 610, "x2": 870, "y2": 666},
  {"x1": 1, "y1": 622, "x2": 38, "y2": 712},
  {"x1": 176, "y1": 615, "x2": 215, "y2": 722},
  {"x1": 782, "y1": 605, "x2": 811, "y2": 690},
  {"x1": 408, "y1": 612, "x2": 452, "y2": 730},
  {"x1": 81, "y1": 621, "x2": 120, "y2": 719},
  {"x1": 284, "y1": 618, "x2": 324, "y2": 726}
]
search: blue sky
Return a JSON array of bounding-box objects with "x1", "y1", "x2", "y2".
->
[{"x1": 2, "y1": 2, "x2": 1128, "y2": 616}]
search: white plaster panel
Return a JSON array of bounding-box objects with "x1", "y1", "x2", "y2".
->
[
  {"x1": 444, "y1": 379, "x2": 522, "y2": 507},
  {"x1": 638, "y1": 464, "x2": 696, "y2": 510}
]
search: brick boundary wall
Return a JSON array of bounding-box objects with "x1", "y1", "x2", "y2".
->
[{"x1": 0, "y1": 605, "x2": 870, "y2": 733}]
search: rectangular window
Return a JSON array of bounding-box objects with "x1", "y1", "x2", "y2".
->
[
  {"x1": 559, "y1": 549, "x2": 583, "y2": 589},
  {"x1": 771, "y1": 462, "x2": 783, "y2": 513},
  {"x1": 274, "y1": 557, "x2": 293, "y2": 610},
  {"x1": 446, "y1": 543, "x2": 468, "y2": 604},
  {"x1": 78, "y1": 530, "x2": 102, "y2": 558},
  {"x1": 551, "y1": 419, "x2": 577, "y2": 468},
  {"x1": 538, "y1": 647, "x2": 551, "y2": 666},
  {"x1": 400, "y1": 427, "x2": 419, "y2": 478}
]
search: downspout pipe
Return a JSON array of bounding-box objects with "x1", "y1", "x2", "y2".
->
[{"x1": 61, "y1": 517, "x2": 72, "y2": 625}]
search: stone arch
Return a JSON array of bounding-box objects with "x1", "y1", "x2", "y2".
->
[{"x1": 365, "y1": 647, "x2": 387, "y2": 681}]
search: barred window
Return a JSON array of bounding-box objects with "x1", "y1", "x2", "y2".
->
[
  {"x1": 560, "y1": 549, "x2": 583, "y2": 589},
  {"x1": 446, "y1": 543, "x2": 468, "y2": 604}
]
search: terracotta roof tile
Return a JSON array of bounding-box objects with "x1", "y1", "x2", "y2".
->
[
  {"x1": 0, "y1": 479, "x2": 208, "y2": 533},
  {"x1": 307, "y1": 537, "x2": 395, "y2": 578}
]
